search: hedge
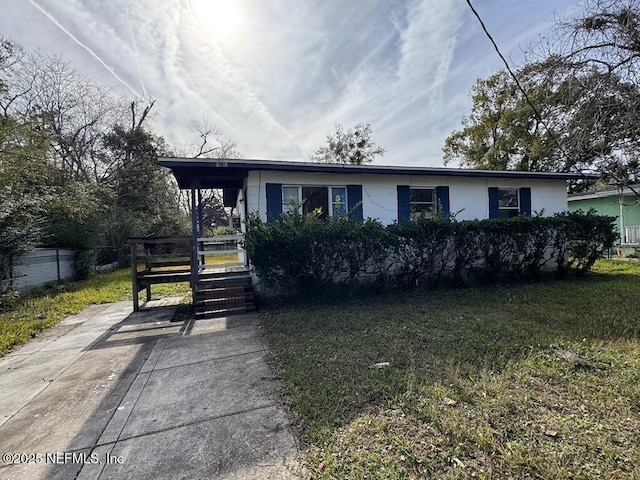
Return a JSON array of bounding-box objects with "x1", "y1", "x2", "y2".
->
[{"x1": 243, "y1": 209, "x2": 617, "y2": 295}]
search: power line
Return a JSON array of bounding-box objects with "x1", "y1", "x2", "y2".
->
[{"x1": 464, "y1": 0, "x2": 578, "y2": 173}]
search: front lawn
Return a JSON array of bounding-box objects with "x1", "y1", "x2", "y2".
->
[{"x1": 262, "y1": 260, "x2": 640, "y2": 479}]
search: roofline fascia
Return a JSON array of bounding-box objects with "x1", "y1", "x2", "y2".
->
[{"x1": 158, "y1": 157, "x2": 594, "y2": 181}]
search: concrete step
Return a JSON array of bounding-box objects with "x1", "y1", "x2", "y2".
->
[
  {"x1": 195, "y1": 285, "x2": 253, "y2": 300},
  {"x1": 194, "y1": 272, "x2": 255, "y2": 318},
  {"x1": 195, "y1": 295, "x2": 254, "y2": 309},
  {"x1": 196, "y1": 275, "x2": 252, "y2": 290},
  {"x1": 194, "y1": 305, "x2": 257, "y2": 319}
]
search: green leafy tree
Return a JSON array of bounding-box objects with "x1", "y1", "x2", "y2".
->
[
  {"x1": 446, "y1": 0, "x2": 640, "y2": 195},
  {"x1": 0, "y1": 115, "x2": 55, "y2": 288},
  {"x1": 311, "y1": 123, "x2": 385, "y2": 165},
  {"x1": 101, "y1": 102, "x2": 189, "y2": 263},
  {"x1": 443, "y1": 70, "x2": 557, "y2": 171},
  {"x1": 444, "y1": 59, "x2": 640, "y2": 193}
]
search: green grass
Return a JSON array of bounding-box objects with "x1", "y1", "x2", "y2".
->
[
  {"x1": 0, "y1": 268, "x2": 191, "y2": 357},
  {"x1": 0, "y1": 253, "x2": 240, "y2": 356},
  {"x1": 261, "y1": 260, "x2": 640, "y2": 479}
]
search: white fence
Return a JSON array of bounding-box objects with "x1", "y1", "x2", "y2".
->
[
  {"x1": 5, "y1": 248, "x2": 75, "y2": 292},
  {"x1": 197, "y1": 235, "x2": 247, "y2": 271}
]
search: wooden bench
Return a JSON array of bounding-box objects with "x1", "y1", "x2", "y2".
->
[{"x1": 129, "y1": 237, "x2": 194, "y2": 311}]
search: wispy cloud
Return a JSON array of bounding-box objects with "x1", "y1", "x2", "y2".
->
[
  {"x1": 28, "y1": 0, "x2": 142, "y2": 98},
  {"x1": 3, "y1": 0, "x2": 578, "y2": 165}
]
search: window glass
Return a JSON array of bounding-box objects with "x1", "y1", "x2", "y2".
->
[
  {"x1": 281, "y1": 186, "x2": 347, "y2": 217},
  {"x1": 331, "y1": 187, "x2": 347, "y2": 216},
  {"x1": 282, "y1": 186, "x2": 299, "y2": 213},
  {"x1": 410, "y1": 189, "x2": 434, "y2": 204},
  {"x1": 410, "y1": 188, "x2": 436, "y2": 220},
  {"x1": 498, "y1": 188, "x2": 519, "y2": 218},
  {"x1": 302, "y1": 186, "x2": 329, "y2": 217},
  {"x1": 498, "y1": 189, "x2": 519, "y2": 208}
]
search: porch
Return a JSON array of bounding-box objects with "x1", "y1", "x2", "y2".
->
[
  {"x1": 130, "y1": 235, "x2": 255, "y2": 318},
  {"x1": 130, "y1": 158, "x2": 258, "y2": 317}
]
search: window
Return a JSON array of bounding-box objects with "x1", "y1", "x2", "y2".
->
[
  {"x1": 488, "y1": 187, "x2": 531, "y2": 219},
  {"x1": 331, "y1": 187, "x2": 347, "y2": 216},
  {"x1": 281, "y1": 186, "x2": 347, "y2": 217},
  {"x1": 282, "y1": 186, "x2": 300, "y2": 213},
  {"x1": 410, "y1": 188, "x2": 437, "y2": 220},
  {"x1": 498, "y1": 188, "x2": 519, "y2": 218}
]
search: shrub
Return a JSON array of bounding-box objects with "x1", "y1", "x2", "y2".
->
[
  {"x1": 340, "y1": 218, "x2": 392, "y2": 283},
  {"x1": 450, "y1": 221, "x2": 482, "y2": 287},
  {"x1": 0, "y1": 195, "x2": 40, "y2": 293},
  {"x1": 73, "y1": 249, "x2": 97, "y2": 280},
  {"x1": 210, "y1": 226, "x2": 235, "y2": 236},
  {"x1": 243, "y1": 211, "x2": 310, "y2": 293},
  {"x1": 244, "y1": 211, "x2": 617, "y2": 295},
  {"x1": 388, "y1": 218, "x2": 452, "y2": 289},
  {"x1": 560, "y1": 209, "x2": 618, "y2": 276},
  {"x1": 477, "y1": 219, "x2": 517, "y2": 281},
  {"x1": 244, "y1": 211, "x2": 390, "y2": 294}
]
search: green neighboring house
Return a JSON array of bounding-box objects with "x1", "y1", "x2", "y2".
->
[{"x1": 568, "y1": 185, "x2": 640, "y2": 249}]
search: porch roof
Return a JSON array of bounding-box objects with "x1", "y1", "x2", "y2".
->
[{"x1": 158, "y1": 157, "x2": 593, "y2": 190}]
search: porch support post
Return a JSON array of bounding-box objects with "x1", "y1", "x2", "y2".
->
[
  {"x1": 197, "y1": 188, "x2": 205, "y2": 268},
  {"x1": 197, "y1": 189, "x2": 204, "y2": 237},
  {"x1": 190, "y1": 180, "x2": 199, "y2": 288}
]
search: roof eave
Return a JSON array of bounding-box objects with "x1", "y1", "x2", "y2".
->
[{"x1": 158, "y1": 157, "x2": 593, "y2": 186}]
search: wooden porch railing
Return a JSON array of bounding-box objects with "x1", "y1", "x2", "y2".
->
[
  {"x1": 130, "y1": 234, "x2": 247, "y2": 311},
  {"x1": 194, "y1": 234, "x2": 247, "y2": 281}
]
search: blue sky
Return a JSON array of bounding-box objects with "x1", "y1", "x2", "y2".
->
[{"x1": 1, "y1": 0, "x2": 578, "y2": 166}]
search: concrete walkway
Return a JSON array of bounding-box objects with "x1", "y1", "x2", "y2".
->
[{"x1": 0, "y1": 299, "x2": 301, "y2": 480}]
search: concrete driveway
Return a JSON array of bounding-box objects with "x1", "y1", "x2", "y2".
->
[{"x1": 0, "y1": 299, "x2": 301, "y2": 480}]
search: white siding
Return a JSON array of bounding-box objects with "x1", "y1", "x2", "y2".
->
[{"x1": 246, "y1": 170, "x2": 569, "y2": 224}]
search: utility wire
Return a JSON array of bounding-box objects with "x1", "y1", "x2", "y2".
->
[{"x1": 464, "y1": 0, "x2": 582, "y2": 175}]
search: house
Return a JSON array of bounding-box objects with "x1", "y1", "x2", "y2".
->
[
  {"x1": 158, "y1": 158, "x2": 583, "y2": 230},
  {"x1": 568, "y1": 185, "x2": 640, "y2": 248},
  {"x1": 154, "y1": 158, "x2": 587, "y2": 314}
]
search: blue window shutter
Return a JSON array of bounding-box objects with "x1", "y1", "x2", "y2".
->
[
  {"x1": 488, "y1": 187, "x2": 499, "y2": 219},
  {"x1": 397, "y1": 185, "x2": 410, "y2": 221},
  {"x1": 347, "y1": 185, "x2": 363, "y2": 221},
  {"x1": 265, "y1": 183, "x2": 282, "y2": 222},
  {"x1": 520, "y1": 187, "x2": 531, "y2": 216},
  {"x1": 436, "y1": 186, "x2": 450, "y2": 217}
]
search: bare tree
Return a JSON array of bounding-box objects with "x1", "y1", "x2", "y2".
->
[
  {"x1": 551, "y1": 0, "x2": 640, "y2": 81},
  {"x1": 174, "y1": 119, "x2": 242, "y2": 232},
  {"x1": 190, "y1": 119, "x2": 241, "y2": 159},
  {"x1": 4, "y1": 50, "x2": 129, "y2": 183},
  {"x1": 0, "y1": 37, "x2": 29, "y2": 118},
  {"x1": 475, "y1": 0, "x2": 640, "y2": 194}
]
